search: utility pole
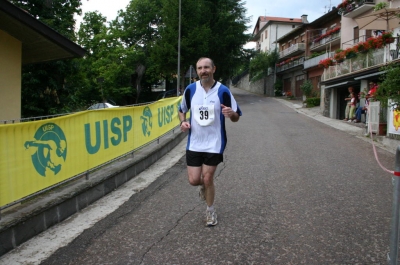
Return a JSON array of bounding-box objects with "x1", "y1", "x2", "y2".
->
[{"x1": 177, "y1": 0, "x2": 181, "y2": 96}]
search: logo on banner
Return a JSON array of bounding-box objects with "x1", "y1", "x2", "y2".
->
[
  {"x1": 141, "y1": 106, "x2": 153, "y2": 136},
  {"x1": 24, "y1": 123, "x2": 67, "y2": 177}
]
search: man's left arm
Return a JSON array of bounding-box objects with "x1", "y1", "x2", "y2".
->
[{"x1": 221, "y1": 104, "x2": 240, "y2": 122}]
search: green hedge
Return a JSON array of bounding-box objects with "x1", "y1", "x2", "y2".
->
[{"x1": 305, "y1": 97, "x2": 320, "y2": 107}]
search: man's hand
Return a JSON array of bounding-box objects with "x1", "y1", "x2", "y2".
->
[
  {"x1": 221, "y1": 104, "x2": 239, "y2": 122},
  {"x1": 180, "y1": 120, "x2": 190, "y2": 132}
]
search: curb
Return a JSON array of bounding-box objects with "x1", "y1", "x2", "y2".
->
[{"x1": 274, "y1": 98, "x2": 397, "y2": 155}]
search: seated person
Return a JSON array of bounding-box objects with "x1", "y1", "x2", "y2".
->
[{"x1": 354, "y1": 93, "x2": 370, "y2": 123}]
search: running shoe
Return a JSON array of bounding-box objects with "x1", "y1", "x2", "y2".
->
[
  {"x1": 206, "y1": 210, "x2": 218, "y2": 226},
  {"x1": 199, "y1": 184, "x2": 206, "y2": 201}
]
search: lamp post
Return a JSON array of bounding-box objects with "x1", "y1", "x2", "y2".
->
[{"x1": 177, "y1": 0, "x2": 181, "y2": 96}]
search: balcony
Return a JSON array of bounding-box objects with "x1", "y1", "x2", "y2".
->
[
  {"x1": 310, "y1": 32, "x2": 340, "y2": 52},
  {"x1": 304, "y1": 52, "x2": 335, "y2": 69},
  {"x1": 322, "y1": 35, "x2": 400, "y2": 81},
  {"x1": 321, "y1": 48, "x2": 392, "y2": 81},
  {"x1": 279, "y1": 43, "x2": 306, "y2": 60},
  {"x1": 276, "y1": 57, "x2": 305, "y2": 73},
  {"x1": 338, "y1": 0, "x2": 375, "y2": 18}
]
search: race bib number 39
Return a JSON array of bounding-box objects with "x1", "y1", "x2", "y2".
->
[{"x1": 193, "y1": 105, "x2": 215, "y2": 126}]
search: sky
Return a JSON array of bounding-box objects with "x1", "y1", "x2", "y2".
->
[{"x1": 76, "y1": 0, "x2": 344, "y2": 48}]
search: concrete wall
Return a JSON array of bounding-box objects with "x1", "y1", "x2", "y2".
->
[{"x1": 0, "y1": 30, "x2": 21, "y2": 121}]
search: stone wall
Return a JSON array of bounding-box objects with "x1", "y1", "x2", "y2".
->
[{"x1": 233, "y1": 74, "x2": 275, "y2": 96}]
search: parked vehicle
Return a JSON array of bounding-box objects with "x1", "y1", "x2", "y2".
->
[
  {"x1": 156, "y1": 89, "x2": 178, "y2": 100},
  {"x1": 87, "y1": 102, "x2": 118, "y2": 110}
]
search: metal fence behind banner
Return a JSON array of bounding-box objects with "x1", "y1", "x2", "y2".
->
[{"x1": 0, "y1": 102, "x2": 153, "y2": 124}]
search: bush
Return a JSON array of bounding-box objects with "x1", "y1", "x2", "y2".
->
[
  {"x1": 305, "y1": 97, "x2": 320, "y2": 108},
  {"x1": 300, "y1": 80, "x2": 313, "y2": 97},
  {"x1": 274, "y1": 79, "x2": 283, "y2": 96}
]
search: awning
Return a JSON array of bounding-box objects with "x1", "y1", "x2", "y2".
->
[
  {"x1": 323, "y1": 81, "x2": 350, "y2": 89},
  {"x1": 354, "y1": 71, "x2": 386, "y2": 80}
]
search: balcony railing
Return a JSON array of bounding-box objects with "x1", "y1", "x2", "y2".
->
[
  {"x1": 342, "y1": 35, "x2": 370, "y2": 49},
  {"x1": 322, "y1": 48, "x2": 385, "y2": 81},
  {"x1": 276, "y1": 57, "x2": 305, "y2": 72},
  {"x1": 304, "y1": 52, "x2": 335, "y2": 69},
  {"x1": 279, "y1": 43, "x2": 306, "y2": 59},
  {"x1": 338, "y1": 0, "x2": 375, "y2": 18},
  {"x1": 310, "y1": 32, "x2": 340, "y2": 51}
]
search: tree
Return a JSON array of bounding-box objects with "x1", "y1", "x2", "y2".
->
[
  {"x1": 151, "y1": 0, "x2": 251, "y2": 84},
  {"x1": 376, "y1": 63, "x2": 400, "y2": 110},
  {"x1": 77, "y1": 11, "x2": 133, "y2": 106},
  {"x1": 113, "y1": 0, "x2": 163, "y2": 103},
  {"x1": 249, "y1": 50, "x2": 279, "y2": 94}
]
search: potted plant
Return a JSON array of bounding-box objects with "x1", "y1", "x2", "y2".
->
[
  {"x1": 344, "y1": 47, "x2": 357, "y2": 59},
  {"x1": 318, "y1": 57, "x2": 334, "y2": 68},
  {"x1": 382, "y1": 31, "x2": 395, "y2": 45},
  {"x1": 334, "y1": 49, "x2": 345, "y2": 63}
]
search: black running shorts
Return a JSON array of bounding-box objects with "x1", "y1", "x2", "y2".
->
[{"x1": 186, "y1": 150, "x2": 223, "y2": 167}]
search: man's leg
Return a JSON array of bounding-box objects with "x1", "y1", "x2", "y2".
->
[
  {"x1": 344, "y1": 105, "x2": 349, "y2": 120},
  {"x1": 202, "y1": 165, "x2": 218, "y2": 226},
  {"x1": 187, "y1": 166, "x2": 202, "y2": 186},
  {"x1": 187, "y1": 166, "x2": 206, "y2": 200},
  {"x1": 202, "y1": 165, "x2": 217, "y2": 206}
]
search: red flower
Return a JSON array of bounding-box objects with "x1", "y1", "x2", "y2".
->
[{"x1": 318, "y1": 58, "x2": 334, "y2": 68}]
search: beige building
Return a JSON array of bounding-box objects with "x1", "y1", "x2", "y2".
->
[
  {"x1": 0, "y1": 0, "x2": 85, "y2": 122},
  {"x1": 251, "y1": 16, "x2": 307, "y2": 53}
]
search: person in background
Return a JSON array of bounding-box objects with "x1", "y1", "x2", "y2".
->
[
  {"x1": 344, "y1": 86, "x2": 354, "y2": 121},
  {"x1": 178, "y1": 57, "x2": 242, "y2": 227},
  {"x1": 354, "y1": 92, "x2": 370, "y2": 123},
  {"x1": 348, "y1": 92, "x2": 357, "y2": 122},
  {"x1": 368, "y1": 82, "x2": 378, "y2": 98}
]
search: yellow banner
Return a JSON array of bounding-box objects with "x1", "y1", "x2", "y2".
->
[{"x1": 0, "y1": 97, "x2": 181, "y2": 207}]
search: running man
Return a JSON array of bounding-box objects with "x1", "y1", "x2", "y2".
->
[
  {"x1": 178, "y1": 57, "x2": 242, "y2": 226},
  {"x1": 24, "y1": 139, "x2": 67, "y2": 176}
]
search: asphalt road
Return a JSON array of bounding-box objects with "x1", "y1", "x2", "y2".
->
[{"x1": 34, "y1": 88, "x2": 396, "y2": 264}]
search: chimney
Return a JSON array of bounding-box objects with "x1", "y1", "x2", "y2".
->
[{"x1": 301, "y1": 14, "x2": 308, "y2": 23}]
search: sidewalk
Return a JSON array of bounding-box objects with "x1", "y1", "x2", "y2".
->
[{"x1": 275, "y1": 98, "x2": 398, "y2": 155}]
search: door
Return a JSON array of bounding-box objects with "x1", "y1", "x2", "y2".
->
[
  {"x1": 295, "y1": 74, "x2": 305, "y2": 97},
  {"x1": 284, "y1": 78, "x2": 291, "y2": 94}
]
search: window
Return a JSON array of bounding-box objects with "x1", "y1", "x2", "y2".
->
[
  {"x1": 354, "y1": 26, "x2": 359, "y2": 43},
  {"x1": 265, "y1": 30, "x2": 268, "y2": 39},
  {"x1": 292, "y1": 25, "x2": 295, "y2": 28},
  {"x1": 366, "y1": 30, "x2": 372, "y2": 39}
]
